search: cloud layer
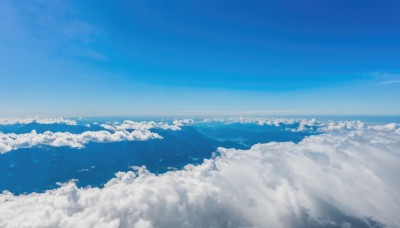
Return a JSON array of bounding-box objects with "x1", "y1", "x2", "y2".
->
[
  {"x1": 0, "y1": 119, "x2": 195, "y2": 154},
  {"x1": 0, "y1": 117, "x2": 77, "y2": 126},
  {"x1": 202, "y1": 117, "x2": 378, "y2": 133},
  {"x1": 1, "y1": 125, "x2": 399, "y2": 227},
  {"x1": 0, "y1": 130, "x2": 162, "y2": 154},
  {"x1": 1, "y1": 118, "x2": 397, "y2": 155},
  {"x1": 100, "y1": 119, "x2": 194, "y2": 131}
]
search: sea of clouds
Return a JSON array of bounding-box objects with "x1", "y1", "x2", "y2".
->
[
  {"x1": 1, "y1": 117, "x2": 392, "y2": 154},
  {"x1": 0, "y1": 117, "x2": 78, "y2": 126},
  {"x1": 0, "y1": 118, "x2": 193, "y2": 154},
  {"x1": 0, "y1": 118, "x2": 399, "y2": 227}
]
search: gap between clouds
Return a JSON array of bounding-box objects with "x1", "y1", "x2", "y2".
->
[{"x1": 0, "y1": 125, "x2": 399, "y2": 227}]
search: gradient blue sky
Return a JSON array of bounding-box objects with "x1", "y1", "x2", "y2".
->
[{"x1": 0, "y1": 0, "x2": 399, "y2": 117}]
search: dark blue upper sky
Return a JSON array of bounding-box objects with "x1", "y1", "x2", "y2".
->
[{"x1": 0, "y1": 0, "x2": 399, "y2": 116}]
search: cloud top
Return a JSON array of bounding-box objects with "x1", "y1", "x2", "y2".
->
[
  {"x1": 201, "y1": 117, "x2": 370, "y2": 132},
  {"x1": 1, "y1": 125, "x2": 399, "y2": 227},
  {"x1": 0, "y1": 130, "x2": 162, "y2": 154},
  {"x1": 0, "y1": 117, "x2": 77, "y2": 126},
  {"x1": 0, "y1": 119, "x2": 196, "y2": 154},
  {"x1": 1, "y1": 118, "x2": 398, "y2": 154},
  {"x1": 100, "y1": 119, "x2": 194, "y2": 131}
]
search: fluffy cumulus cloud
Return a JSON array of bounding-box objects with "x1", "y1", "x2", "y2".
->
[
  {"x1": 0, "y1": 117, "x2": 77, "y2": 126},
  {"x1": 203, "y1": 116, "x2": 300, "y2": 126},
  {"x1": 0, "y1": 119, "x2": 195, "y2": 153},
  {"x1": 0, "y1": 119, "x2": 197, "y2": 154},
  {"x1": 0, "y1": 130, "x2": 162, "y2": 154},
  {"x1": 101, "y1": 119, "x2": 194, "y2": 132},
  {"x1": 202, "y1": 117, "x2": 374, "y2": 133},
  {"x1": 1, "y1": 124, "x2": 399, "y2": 227}
]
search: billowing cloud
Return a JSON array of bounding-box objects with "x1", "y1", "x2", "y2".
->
[
  {"x1": 1, "y1": 118, "x2": 397, "y2": 155},
  {"x1": 0, "y1": 130, "x2": 162, "y2": 154},
  {"x1": 202, "y1": 117, "x2": 300, "y2": 126},
  {"x1": 202, "y1": 117, "x2": 373, "y2": 133},
  {"x1": 1, "y1": 125, "x2": 399, "y2": 227},
  {"x1": 101, "y1": 119, "x2": 194, "y2": 131},
  {"x1": 0, "y1": 119, "x2": 195, "y2": 154},
  {"x1": 0, "y1": 117, "x2": 77, "y2": 126}
]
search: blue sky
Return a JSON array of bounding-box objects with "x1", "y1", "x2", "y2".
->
[{"x1": 0, "y1": 0, "x2": 399, "y2": 117}]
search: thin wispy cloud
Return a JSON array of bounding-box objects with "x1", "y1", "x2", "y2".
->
[
  {"x1": 369, "y1": 72, "x2": 400, "y2": 85},
  {"x1": 378, "y1": 80, "x2": 400, "y2": 85}
]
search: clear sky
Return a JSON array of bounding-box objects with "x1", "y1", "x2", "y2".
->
[{"x1": 0, "y1": 0, "x2": 399, "y2": 117}]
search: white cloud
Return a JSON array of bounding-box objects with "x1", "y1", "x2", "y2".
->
[
  {"x1": 0, "y1": 119, "x2": 195, "y2": 153},
  {"x1": 0, "y1": 129, "x2": 162, "y2": 154},
  {"x1": 203, "y1": 117, "x2": 313, "y2": 127},
  {"x1": 1, "y1": 125, "x2": 399, "y2": 227},
  {"x1": 101, "y1": 119, "x2": 194, "y2": 132},
  {"x1": 203, "y1": 117, "x2": 297, "y2": 126},
  {"x1": 316, "y1": 120, "x2": 365, "y2": 132},
  {"x1": 1, "y1": 118, "x2": 395, "y2": 155},
  {"x1": 201, "y1": 117, "x2": 370, "y2": 133},
  {"x1": 0, "y1": 117, "x2": 77, "y2": 126}
]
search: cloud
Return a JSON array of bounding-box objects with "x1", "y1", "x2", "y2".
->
[
  {"x1": 378, "y1": 80, "x2": 400, "y2": 85},
  {"x1": 368, "y1": 72, "x2": 400, "y2": 85},
  {"x1": 1, "y1": 125, "x2": 399, "y2": 227},
  {"x1": 100, "y1": 119, "x2": 194, "y2": 131},
  {"x1": 203, "y1": 116, "x2": 316, "y2": 126},
  {"x1": 101, "y1": 117, "x2": 341, "y2": 134},
  {"x1": 201, "y1": 117, "x2": 370, "y2": 133},
  {"x1": 1, "y1": 118, "x2": 392, "y2": 154},
  {"x1": 0, "y1": 117, "x2": 77, "y2": 126},
  {"x1": 0, "y1": 119, "x2": 195, "y2": 153},
  {"x1": 0, "y1": 129, "x2": 162, "y2": 154}
]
